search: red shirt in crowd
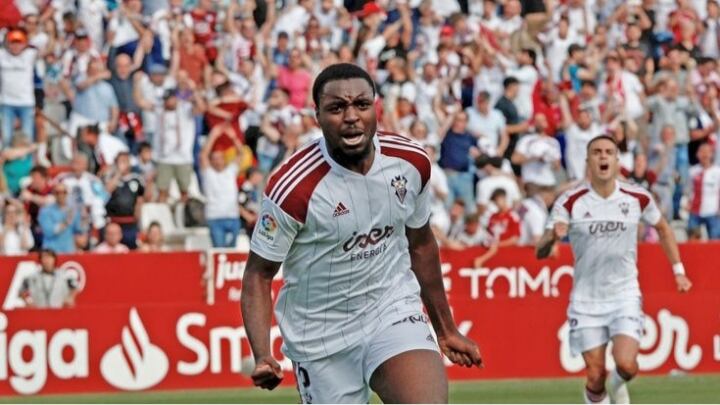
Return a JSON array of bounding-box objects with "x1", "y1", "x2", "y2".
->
[
  {"x1": 206, "y1": 100, "x2": 249, "y2": 151},
  {"x1": 487, "y1": 210, "x2": 521, "y2": 242}
]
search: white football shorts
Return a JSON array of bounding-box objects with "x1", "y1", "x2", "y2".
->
[
  {"x1": 567, "y1": 298, "x2": 644, "y2": 356},
  {"x1": 291, "y1": 302, "x2": 440, "y2": 404}
]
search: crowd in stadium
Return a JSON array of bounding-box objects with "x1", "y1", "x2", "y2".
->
[{"x1": 0, "y1": 0, "x2": 719, "y2": 256}]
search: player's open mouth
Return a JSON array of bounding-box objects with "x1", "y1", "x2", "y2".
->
[
  {"x1": 341, "y1": 131, "x2": 365, "y2": 146},
  {"x1": 599, "y1": 163, "x2": 609, "y2": 172}
]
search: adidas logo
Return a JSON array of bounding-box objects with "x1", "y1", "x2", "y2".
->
[
  {"x1": 583, "y1": 212, "x2": 592, "y2": 218},
  {"x1": 333, "y1": 202, "x2": 350, "y2": 217}
]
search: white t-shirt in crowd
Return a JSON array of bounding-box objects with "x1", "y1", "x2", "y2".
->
[
  {"x1": 466, "y1": 107, "x2": 506, "y2": 151},
  {"x1": 517, "y1": 196, "x2": 548, "y2": 246},
  {"x1": 203, "y1": 162, "x2": 240, "y2": 220},
  {"x1": 476, "y1": 174, "x2": 522, "y2": 208},
  {"x1": 108, "y1": 14, "x2": 141, "y2": 47},
  {"x1": 155, "y1": 101, "x2": 196, "y2": 165},
  {"x1": 0, "y1": 224, "x2": 34, "y2": 255},
  {"x1": 506, "y1": 65, "x2": 538, "y2": 120},
  {"x1": 97, "y1": 132, "x2": 130, "y2": 166},
  {"x1": 0, "y1": 48, "x2": 38, "y2": 107},
  {"x1": 565, "y1": 122, "x2": 605, "y2": 181},
  {"x1": 688, "y1": 164, "x2": 720, "y2": 217},
  {"x1": 515, "y1": 134, "x2": 561, "y2": 186}
]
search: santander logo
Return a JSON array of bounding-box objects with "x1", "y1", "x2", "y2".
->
[{"x1": 100, "y1": 308, "x2": 169, "y2": 390}]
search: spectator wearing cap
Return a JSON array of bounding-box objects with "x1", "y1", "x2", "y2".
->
[
  {"x1": 70, "y1": 58, "x2": 120, "y2": 138},
  {"x1": 0, "y1": 28, "x2": 39, "y2": 145},
  {"x1": 466, "y1": 91, "x2": 509, "y2": 158},
  {"x1": 154, "y1": 83, "x2": 206, "y2": 203},
  {"x1": 38, "y1": 183, "x2": 85, "y2": 253}
]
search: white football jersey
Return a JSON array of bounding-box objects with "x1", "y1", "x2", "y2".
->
[
  {"x1": 546, "y1": 181, "x2": 662, "y2": 311},
  {"x1": 250, "y1": 131, "x2": 432, "y2": 361}
]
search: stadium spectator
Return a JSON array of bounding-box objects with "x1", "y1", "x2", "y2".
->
[
  {"x1": 437, "y1": 106, "x2": 479, "y2": 214},
  {"x1": 517, "y1": 185, "x2": 554, "y2": 246},
  {"x1": 687, "y1": 142, "x2": 720, "y2": 239},
  {"x1": 0, "y1": 200, "x2": 34, "y2": 255},
  {"x1": 133, "y1": 141, "x2": 156, "y2": 197},
  {"x1": 154, "y1": 83, "x2": 206, "y2": 203},
  {"x1": 138, "y1": 220, "x2": 167, "y2": 252},
  {"x1": 56, "y1": 154, "x2": 108, "y2": 231},
  {"x1": 486, "y1": 188, "x2": 521, "y2": 246},
  {"x1": 78, "y1": 124, "x2": 129, "y2": 175},
  {"x1": 0, "y1": 28, "x2": 38, "y2": 145},
  {"x1": 1, "y1": 132, "x2": 38, "y2": 196},
  {"x1": 94, "y1": 222, "x2": 130, "y2": 253},
  {"x1": 511, "y1": 113, "x2": 562, "y2": 193},
  {"x1": 69, "y1": 58, "x2": 120, "y2": 138},
  {"x1": 19, "y1": 248, "x2": 78, "y2": 309},
  {"x1": 104, "y1": 151, "x2": 145, "y2": 249},
  {"x1": 475, "y1": 156, "x2": 521, "y2": 217},
  {"x1": 455, "y1": 212, "x2": 492, "y2": 246},
  {"x1": 134, "y1": 63, "x2": 176, "y2": 146},
  {"x1": 20, "y1": 165, "x2": 54, "y2": 249},
  {"x1": 38, "y1": 183, "x2": 85, "y2": 253},
  {"x1": 200, "y1": 126, "x2": 242, "y2": 248},
  {"x1": 466, "y1": 91, "x2": 509, "y2": 157}
]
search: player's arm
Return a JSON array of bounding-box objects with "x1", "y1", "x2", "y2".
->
[
  {"x1": 406, "y1": 222, "x2": 483, "y2": 368},
  {"x1": 654, "y1": 217, "x2": 692, "y2": 292},
  {"x1": 241, "y1": 252, "x2": 284, "y2": 389}
]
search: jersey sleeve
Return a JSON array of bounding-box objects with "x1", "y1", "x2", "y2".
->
[
  {"x1": 546, "y1": 193, "x2": 571, "y2": 229},
  {"x1": 250, "y1": 197, "x2": 301, "y2": 262},
  {"x1": 641, "y1": 195, "x2": 662, "y2": 226},
  {"x1": 406, "y1": 182, "x2": 431, "y2": 229}
]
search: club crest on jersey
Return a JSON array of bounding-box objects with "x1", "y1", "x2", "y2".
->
[
  {"x1": 391, "y1": 175, "x2": 408, "y2": 203},
  {"x1": 619, "y1": 202, "x2": 630, "y2": 216}
]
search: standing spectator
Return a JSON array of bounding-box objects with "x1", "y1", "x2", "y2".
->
[
  {"x1": 275, "y1": 49, "x2": 313, "y2": 110},
  {"x1": 57, "y1": 154, "x2": 109, "y2": 231},
  {"x1": 20, "y1": 166, "x2": 54, "y2": 250},
  {"x1": 94, "y1": 222, "x2": 130, "y2": 253},
  {"x1": 0, "y1": 28, "x2": 38, "y2": 145},
  {"x1": 495, "y1": 77, "x2": 530, "y2": 163},
  {"x1": 437, "y1": 106, "x2": 479, "y2": 213},
  {"x1": 0, "y1": 201, "x2": 34, "y2": 255},
  {"x1": 172, "y1": 27, "x2": 211, "y2": 89},
  {"x1": 561, "y1": 99, "x2": 606, "y2": 181},
  {"x1": 109, "y1": 52, "x2": 145, "y2": 148},
  {"x1": 19, "y1": 249, "x2": 78, "y2": 309},
  {"x1": 517, "y1": 186, "x2": 554, "y2": 246},
  {"x1": 622, "y1": 152, "x2": 658, "y2": 190},
  {"x1": 466, "y1": 91, "x2": 509, "y2": 157},
  {"x1": 139, "y1": 221, "x2": 167, "y2": 252},
  {"x1": 475, "y1": 156, "x2": 522, "y2": 216},
  {"x1": 78, "y1": 123, "x2": 130, "y2": 175},
  {"x1": 455, "y1": 213, "x2": 492, "y2": 246},
  {"x1": 687, "y1": 142, "x2": 720, "y2": 239},
  {"x1": 501, "y1": 49, "x2": 539, "y2": 121},
  {"x1": 200, "y1": 125, "x2": 242, "y2": 248},
  {"x1": 38, "y1": 183, "x2": 85, "y2": 253},
  {"x1": 238, "y1": 167, "x2": 264, "y2": 234},
  {"x1": 154, "y1": 84, "x2": 206, "y2": 203},
  {"x1": 70, "y1": 58, "x2": 120, "y2": 138},
  {"x1": 134, "y1": 64, "x2": 176, "y2": 146},
  {"x1": 104, "y1": 152, "x2": 145, "y2": 249},
  {"x1": 511, "y1": 113, "x2": 562, "y2": 193}
]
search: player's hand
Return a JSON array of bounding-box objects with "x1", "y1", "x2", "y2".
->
[
  {"x1": 250, "y1": 356, "x2": 284, "y2": 390},
  {"x1": 675, "y1": 275, "x2": 692, "y2": 293},
  {"x1": 553, "y1": 222, "x2": 568, "y2": 240},
  {"x1": 438, "y1": 331, "x2": 483, "y2": 368}
]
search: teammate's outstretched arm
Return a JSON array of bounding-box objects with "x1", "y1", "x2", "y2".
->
[
  {"x1": 406, "y1": 222, "x2": 483, "y2": 368},
  {"x1": 241, "y1": 252, "x2": 285, "y2": 389},
  {"x1": 654, "y1": 218, "x2": 693, "y2": 292}
]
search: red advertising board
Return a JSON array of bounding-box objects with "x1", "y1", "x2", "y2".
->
[{"x1": 0, "y1": 244, "x2": 718, "y2": 396}]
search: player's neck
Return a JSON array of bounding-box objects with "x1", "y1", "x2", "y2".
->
[
  {"x1": 590, "y1": 178, "x2": 616, "y2": 199},
  {"x1": 331, "y1": 145, "x2": 376, "y2": 175}
]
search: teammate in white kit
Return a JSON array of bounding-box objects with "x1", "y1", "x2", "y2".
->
[
  {"x1": 537, "y1": 135, "x2": 692, "y2": 404},
  {"x1": 241, "y1": 64, "x2": 482, "y2": 403}
]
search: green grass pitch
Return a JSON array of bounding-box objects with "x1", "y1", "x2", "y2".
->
[{"x1": 2, "y1": 374, "x2": 719, "y2": 403}]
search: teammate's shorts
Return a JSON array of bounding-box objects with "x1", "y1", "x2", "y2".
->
[
  {"x1": 291, "y1": 310, "x2": 440, "y2": 404},
  {"x1": 567, "y1": 298, "x2": 644, "y2": 356}
]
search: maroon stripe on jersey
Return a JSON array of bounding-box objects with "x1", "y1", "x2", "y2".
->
[
  {"x1": 264, "y1": 144, "x2": 319, "y2": 197},
  {"x1": 562, "y1": 188, "x2": 589, "y2": 214},
  {"x1": 379, "y1": 138, "x2": 426, "y2": 154},
  {"x1": 377, "y1": 129, "x2": 410, "y2": 141},
  {"x1": 380, "y1": 145, "x2": 431, "y2": 190},
  {"x1": 690, "y1": 171, "x2": 704, "y2": 215},
  {"x1": 279, "y1": 161, "x2": 331, "y2": 223},
  {"x1": 620, "y1": 188, "x2": 650, "y2": 211},
  {"x1": 271, "y1": 153, "x2": 324, "y2": 204}
]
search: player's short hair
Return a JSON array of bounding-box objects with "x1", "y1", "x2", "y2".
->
[
  {"x1": 312, "y1": 63, "x2": 376, "y2": 107},
  {"x1": 503, "y1": 77, "x2": 519, "y2": 88},
  {"x1": 586, "y1": 134, "x2": 618, "y2": 154}
]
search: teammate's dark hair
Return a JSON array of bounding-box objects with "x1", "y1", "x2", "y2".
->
[
  {"x1": 586, "y1": 134, "x2": 618, "y2": 153},
  {"x1": 503, "y1": 77, "x2": 519, "y2": 89},
  {"x1": 312, "y1": 63, "x2": 376, "y2": 108}
]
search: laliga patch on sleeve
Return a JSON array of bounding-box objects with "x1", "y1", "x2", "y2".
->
[{"x1": 256, "y1": 212, "x2": 278, "y2": 244}]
